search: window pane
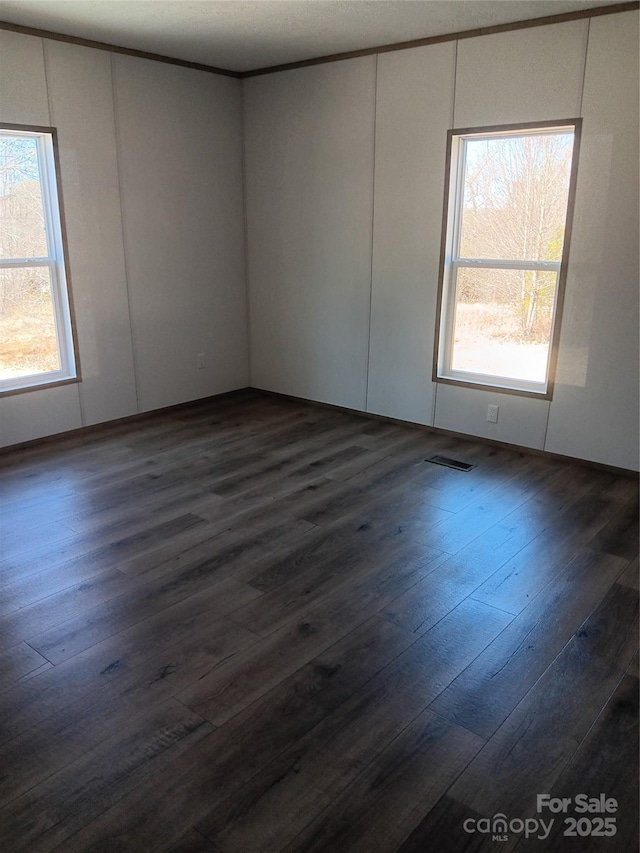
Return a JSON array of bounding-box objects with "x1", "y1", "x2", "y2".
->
[
  {"x1": 0, "y1": 267, "x2": 61, "y2": 379},
  {"x1": 458, "y1": 133, "x2": 574, "y2": 262},
  {"x1": 0, "y1": 134, "x2": 48, "y2": 260},
  {"x1": 451, "y1": 266, "x2": 557, "y2": 384}
]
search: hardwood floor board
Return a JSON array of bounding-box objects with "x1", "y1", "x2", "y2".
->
[
  {"x1": 0, "y1": 579, "x2": 260, "y2": 743},
  {"x1": 186, "y1": 429, "x2": 385, "y2": 523},
  {"x1": 315, "y1": 420, "x2": 460, "y2": 482},
  {"x1": 512, "y1": 673, "x2": 639, "y2": 852},
  {"x1": 0, "y1": 532, "x2": 173, "y2": 617},
  {"x1": 50, "y1": 616, "x2": 419, "y2": 853},
  {"x1": 0, "y1": 439, "x2": 165, "y2": 505},
  {"x1": 618, "y1": 555, "x2": 639, "y2": 590},
  {"x1": 448, "y1": 582, "x2": 638, "y2": 819},
  {"x1": 184, "y1": 412, "x2": 332, "y2": 483},
  {"x1": 294, "y1": 472, "x2": 441, "y2": 529},
  {"x1": 242, "y1": 512, "x2": 411, "y2": 592},
  {"x1": 206, "y1": 496, "x2": 324, "y2": 547},
  {"x1": 278, "y1": 443, "x2": 374, "y2": 484},
  {"x1": 114, "y1": 512, "x2": 313, "y2": 590},
  {"x1": 291, "y1": 430, "x2": 476, "y2": 525},
  {"x1": 165, "y1": 830, "x2": 218, "y2": 853},
  {"x1": 589, "y1": 490, "x2": 639, "y2": 561},
  {"x1": 81, "y1": 581, "x2": 260, "y2": 679},
  {"x1": 67, "y1": 422, "x2": 290, "y2": 506},
  {"x1": 0, "y1": 617, "x2": 255, "y2": 809},
  {"x1": 341, "y1": 443, "x2": 539, "y2": 522},
  {"x1": 3, "y1": 660, "x2": 53, "y2": 691},
  {"x1": 342, "y1": 430, "x2": 481, "y2": 486},
  {"x1": 310, "y1": 599, "x2": 512, "y2": 715},
  {"x1": 0, "y1": 698, "x2": 213, "y2": 853},
  {"x1": 0, "y1": 437, "x2": 134, "y2": 488},
  {"x1": 183, "y1": 474, "x2": 335, "y2": 531},
  {"x1": 67, "y1": 410, "x2": 283, "y2": 486},
  {"x1": 377, "y1": 470, "x2": 584, "y2": 637},
  {"x1": 323, "y1": 442, "x2": 413, "y2": 483},
  {"x1": 253, "y1": 409, "x2": 368, "y2": 451},
  {"x1": 0, "y1": 516, "x2": 80, "y2": 561},
  {"x1": 0, "y1": 393, "x2": 634, "y2": 853},
  {"x1": 0, "y1": 512, "x2": 208, "y2": 585},
  {"x1": 380, "y1": 561, "x2": 510, "y2": 640},
  {"x1": 278, "y1": 712, "x2": 483, "y2": 853},
  {"x1": 429, "y1": 548, "x2": 628, "y2": 738},
  {"x1": 117, "y1": 401, "x2": 301, "y2": 456},
  {"x1": 0, "y1": 397, "x2": 256, "y2": 493},
  {"x1": 395, "y1": 794, "x2": 488, "y2": 853},
  {"x1": 416, "y1": 458, "x2": 560, "y2": 556},
  {"x1": 336, "y1": 415, "x2": 427, "y2": 449},
  {"x1": 470, "y1": 479, "x2": 635, "y2": 615},
  {"x1": 342, "y1": 451, "x2": 452, "y2": 498},
  {"x1": 0, "y1": 642, "x2": 49, "y2": 691},
  {"x1": 55, "y1": 480, "x2": 226, "y2": 537},
  {"x1": 184, "y1": 416, "x2": 346, "y2": 484},
  {"x1": 0, "y1": 488, "x2": 94, "y2": 534},
  {"x1": 351, "y1": 436, "x2": 519, "y2": 487},
  {"x1": 91, "y1": 520, "x2": 229, "y2": 579},
  {"x1": 64, "y1": 408, "x2": 328, "y2": 508},
  {"x1": 25, "y1": 531, "x2": 271, "y2": 663},
  {"x1": 211, "y1": 442, "x2": 371, "y2": 501},
  {"x1": 310, "y1": 477, "x2": 455, "y2": 545},
  {"x1": 0, "y1": 646, "x2": 122, "y2": 745},
  {"x1": 0, "y1": 445, "x2": 215, "y2": 527},
  {"x1": 324, "y1": 428, "x2": 453, "y2": 480},
  {"x1": 516, "y1": 460, "x2": 602, "y2": 511},
  {"x1": 125, "y1": 506, "x2": 315, "y2": 584},
  {"x1": 232, "y1": 526, "x2": 443, "y2": 637},
  {"x1": 215, "y1": 444, "x2": 369, "y2": 496},
  {"x1": 0, "y1": 568, "x2": 139, "y2": 652},
  {"x1": 269, "y1": 466, "x2": 452, "y2": 545},
  {"x1": 177, "y1": 542, "x2": 444, "y2": 725},
  {"x1": 428, "y1": 450, "x2": 559, "y2": 511},
  {"x1": 255, "y1": 475, "x2": 367, "y2": 524},
  {"x1": 194, "y1": 599, "x2": 507, "y2": 853}
]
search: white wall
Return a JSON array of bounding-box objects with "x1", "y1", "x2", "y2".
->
[
  {"x1": 244, "y1": 11, "x2": 639, "y2": 469},
  {"x1": 113, "y1": 55, "x2": 247, "y2": 413},
  {"x1": 0, "y1": 31, "x2": 248, "y2": 447},
  {"x1": 367, "y1": 43, "x2": 455, "y2": 426},
  {"x1": 46, "y1": 42, "x2": 137, "y2": 426},
  {"x1": 544, "y1": 12, "x2": 640, "y2": 470},
  {"x1": 244, "y1": 58, "x2": 376, "y2": 410}
]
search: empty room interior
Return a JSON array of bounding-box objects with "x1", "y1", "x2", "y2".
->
[{"x1": 0, "y1": 0, "x2": 638, "y2": 850}]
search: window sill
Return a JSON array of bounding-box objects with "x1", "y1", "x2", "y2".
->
[
  {"x1": 0, "y1": 375, "x2": 81, "y2": 398},
  {"x1": 433, "y1": 374, "x2": 553, "y2": 401}
]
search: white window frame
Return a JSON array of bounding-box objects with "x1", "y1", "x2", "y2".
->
[
  {"x1": 434, "y1": 120, "x2": 581, "y2": 399},
  {"x1": 0, "y1": 124, "x2": 78, "y2": 394}
]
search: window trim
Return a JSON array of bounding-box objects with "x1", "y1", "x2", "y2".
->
[
  {"x1": 433, "y1": 118, "x2": 582, "y2": 401},
  {"x1": 0, "y1": 122, "x2": 80, "y2": 396}
]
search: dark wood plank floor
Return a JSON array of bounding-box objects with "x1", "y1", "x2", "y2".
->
[{"x1": 0, "y1": 389, "x2": 637, "y2": 853}]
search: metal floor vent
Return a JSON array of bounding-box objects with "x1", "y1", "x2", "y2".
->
[{"x1": 426, "y1": 455, "x2": 475, "y2": 472}]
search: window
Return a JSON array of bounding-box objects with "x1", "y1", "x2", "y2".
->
[
  {"x1": 0, "y1": 125, "x2": 77, "y2": 394},
  {"x1": 435, "y1": 120, "x2": 581, "y2": 397}
]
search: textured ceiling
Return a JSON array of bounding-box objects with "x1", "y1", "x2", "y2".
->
[{"x1": 0, "y1": 0, "x2": 623, "y2": 73}]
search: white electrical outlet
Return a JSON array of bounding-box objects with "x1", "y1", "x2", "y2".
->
[
  {"x1": 197, "y1": 353, "x2": 206, "y2": 369},
  {"x1": 487, "y1": 404, "x2": 499, "y2": 424}
]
